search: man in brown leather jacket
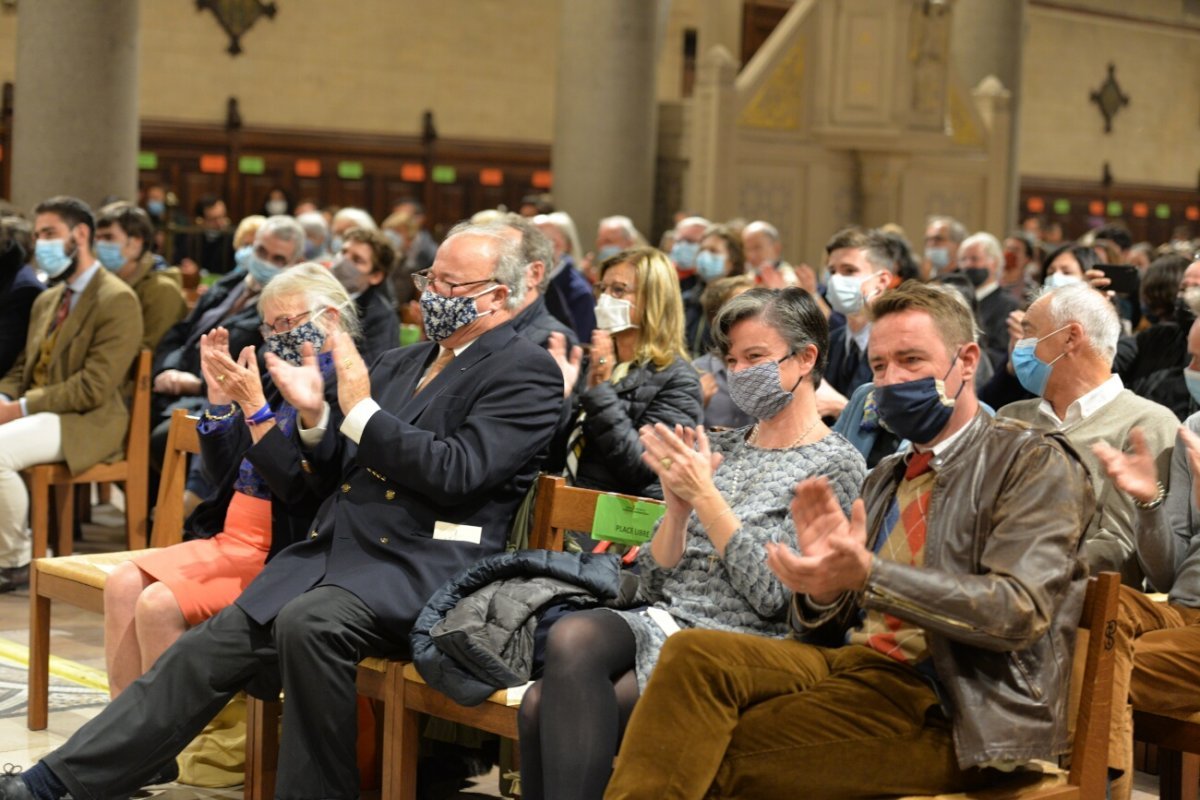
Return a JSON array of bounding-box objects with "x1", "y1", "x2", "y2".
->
[{"x1": 605, "y1": 281, "x2": 1095, "y2": 799}]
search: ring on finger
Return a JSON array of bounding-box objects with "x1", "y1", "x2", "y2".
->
[
  {"x1": 660, "y1": 457, "x2": 673, "y2": 470},
  {"x1": 216, "y1": 375, "x2": 225, "y2": 382}
]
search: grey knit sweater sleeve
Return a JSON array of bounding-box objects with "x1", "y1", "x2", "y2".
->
[{"x1": 1138, "y1": 412, "x2": 1200, "y2": 605}]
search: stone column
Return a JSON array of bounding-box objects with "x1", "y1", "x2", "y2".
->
[
  {"x1": 950, "y1": 0, "x2": 1026, "y2": 231},
  {"x1": 551, "y1": 0, "x2": 665, "y2": 246},
  {"x1": 10, "y1": 0, "x2": 140, "y2": 211}
]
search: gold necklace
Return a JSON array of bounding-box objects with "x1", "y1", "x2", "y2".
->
[{"x1": 749, "y1": 416, "x2": 821, "y2": 449}]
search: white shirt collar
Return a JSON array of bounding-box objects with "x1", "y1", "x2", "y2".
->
[
  {"x1": 850, "y1": 322, "x2": 871, "y2": 354},
  {"x1": 1037, "y1": 374, "x2": 1124, "y2": 429},
  {"x1": 974, "y1": 281, "x2": 1000, "y2": 301},
  {"x1": 67, "y1": 262, "x2": 102, "y2": 295},
  {"x1": 911, "y1": 415, "x2": 972, "y2": 459}
]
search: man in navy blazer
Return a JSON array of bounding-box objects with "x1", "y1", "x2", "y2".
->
[{"x1": 4, "y1": 222, "x2": 563, "y2": 800}]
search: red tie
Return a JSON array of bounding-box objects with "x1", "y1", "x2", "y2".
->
[
  {"x1": 904, "y1": 451, "x2": 934, "y2": 481},
  {"x1": 50, "y1": 288, "x2": 74, "y2": 332}
]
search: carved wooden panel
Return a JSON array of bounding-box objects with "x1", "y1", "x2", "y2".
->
[{"x1": 831, "y1": 0, "x2": 898, "y2": 126}]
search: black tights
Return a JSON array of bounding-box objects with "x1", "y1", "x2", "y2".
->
[{"x1": 517, "y1": 608, "x2": 640, "y2": 800}]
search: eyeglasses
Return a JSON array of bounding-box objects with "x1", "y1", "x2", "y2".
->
[
  {"x1": 413, "y1": 270, "x2": 497, "y2": 295},
  {"x1": 260, "y1": 308, "x2": 324, "y2": 338},
  {"x1": 593, "y1": 281, "x2": 636, "y2": 300}
]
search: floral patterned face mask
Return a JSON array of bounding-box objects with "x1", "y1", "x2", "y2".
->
[
  {"x1": 265, "y1": 311, "x2": 328, "y2": 365},
  {"x1": 419, "y1": 286, "x2": 497, "y2": 343}
]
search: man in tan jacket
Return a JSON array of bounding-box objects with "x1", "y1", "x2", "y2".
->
[{"x1": 0, "y1": 196, "x2": 142, "y2": 592}]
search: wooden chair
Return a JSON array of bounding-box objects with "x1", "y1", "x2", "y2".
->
[
  {"x1": 900, "y1": 571, "x2": 1122, "y2": 800},
  {"x1": 1134, "y1": 701, "x2": 1200, "y2": 799},
  {"x1": 27, "y1": 408, "x2": 199, "y2": 730},
  {"x1": 243, "y1": 475, "x2": 661, "y2": 800},
  {"x1": 24, "y1": 349, "x2": 153, "y2": 558}
]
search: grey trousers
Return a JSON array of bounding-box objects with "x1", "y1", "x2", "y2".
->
[{"x1": 45, "y1": 585, "x2": 403, "y2": 800}]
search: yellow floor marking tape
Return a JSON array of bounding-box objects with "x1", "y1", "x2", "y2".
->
[{"x1": 0, "y1": 636, "x2": 110, "y2": 693}]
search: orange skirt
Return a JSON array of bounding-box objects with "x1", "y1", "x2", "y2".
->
[{"x1": 133, "y1": 492, "x2": 272, "y2": 627}]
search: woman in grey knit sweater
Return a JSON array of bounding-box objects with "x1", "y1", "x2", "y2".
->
[{"x1": 518, "y1": 288, "x2": 867, "y2": 800}]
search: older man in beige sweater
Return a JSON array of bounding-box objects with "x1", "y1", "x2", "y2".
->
[{"x1": 999, "y1": 282, "x2": 1178, "y2": 586}]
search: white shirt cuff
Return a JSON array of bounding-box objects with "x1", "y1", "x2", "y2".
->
[
  {"x1": 18, "y1": 398, "x2": 27, "y2": 416},
  {"x1": 339, "y1": 397, "x2": 381, "y2": 445},
  {"x1": 297, "y1": 401, "x2": 330, "y2": 447}
]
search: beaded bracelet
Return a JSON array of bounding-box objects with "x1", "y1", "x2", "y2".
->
[
  {"x1": 246, "y1": 403, "x2": 275, "y2": 427},
  {"x1": 1133, "y1": 481, "x2": 1166, "y2": 511},
  {"x1": 203, "y1": 404, "x2": 237, "y2": 422}
]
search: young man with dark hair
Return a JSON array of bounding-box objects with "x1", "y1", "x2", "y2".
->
[
  {"x1": 0, "y1": 196, "x2": 142, "y2": 593},
  {"x1": 95, "y1": 201, "x2": 187, "y2": 354}
]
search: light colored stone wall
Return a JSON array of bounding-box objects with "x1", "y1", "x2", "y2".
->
[
  {"x1": 1018, "y1": 3, "x2": 1200, "y2": 188},
  {"x1": 137, "y1": 0, "x2": 560, "y2": 140}
]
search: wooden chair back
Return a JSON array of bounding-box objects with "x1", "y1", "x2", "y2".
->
[
  {"x1": 528, "y1": 474, "x2": 660, "y2": 551},
  {"x1": 150, "y1": 408, "x2": 201, "y2": 548},
  {"x1": 1068, "y1": 571, "x2": 1121, "y2": 796}
]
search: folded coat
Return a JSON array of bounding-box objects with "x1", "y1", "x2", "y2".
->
[{"x1": 411, "y1": 550, "x2": 639, "y2": 706}]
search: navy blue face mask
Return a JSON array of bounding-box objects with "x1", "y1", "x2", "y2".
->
[{"x1": 873, "y1": 353, "x2": 964, "y2": 445}]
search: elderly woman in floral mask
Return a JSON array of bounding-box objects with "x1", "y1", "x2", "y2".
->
[{"x1": 103, "y1": 263, "x2": 357, "y2": 697}]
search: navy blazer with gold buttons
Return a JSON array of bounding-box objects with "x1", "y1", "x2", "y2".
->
[{"x1": 234, "y1": 322, "x2": 563, "y2": 645}]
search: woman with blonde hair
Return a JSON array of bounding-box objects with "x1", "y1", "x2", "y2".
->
[{"x1": 556, "y1": 246, "x2": 702, "y2": 499}]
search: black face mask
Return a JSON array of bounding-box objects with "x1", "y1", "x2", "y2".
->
[{"x1": 1175, "y1": 296, "x2": 1196, "y2": 328}]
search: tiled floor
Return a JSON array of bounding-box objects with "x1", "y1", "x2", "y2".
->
[{"x1": 0, "y1": 501, "x2": 1167, "y2": 798}]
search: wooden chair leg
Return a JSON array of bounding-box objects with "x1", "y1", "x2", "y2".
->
[
  {"x1": 391, "y1": 678, "x2": 421, "y2": 800},
  {"x1": 29, "y1": 471, "x2": 50, "y2": 561},
  {"x1": 123, "y1": 474, "x2": 149, "y2": 550},
  {"x1": 52, "y1": 483, "x2": 75, "y2": 557},
  {"x1": 27, "y1": 566, "x2": 50, "y2": 731},
  {"x1": 77, "y1": 484, "x2": 92, "y2": 524},
  {"x1": 244, "y1": 696, "x2": 280, "y2": 800},
  {"x1": 1159, "y1": 749, "x2": 1200, "y2": 800}
]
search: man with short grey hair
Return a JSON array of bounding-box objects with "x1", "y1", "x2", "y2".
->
[
  {"x1": 923, "y1": 215, "x2": 967, "y2": 277},
  {"x1": 742, "y1": 220, "x2": 799, "y2": 288},
  {"x1": 0, "y1": 223, "x2": 565, "y2": 800},
  {"x1": 956, "y1": 231, "x2": 1018, "y2": 369},
  {"x1": 593, "y1": 215, "x2": 641, "y2": 264},
  {"x1": 998, "y1": 282, "x2": 1178, "y2": 584}
]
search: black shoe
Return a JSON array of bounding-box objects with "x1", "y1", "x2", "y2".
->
[
  {"x1": 0, "y1": 766, "x2": 35, "y2": 800},
  {"x1": 0, "y1": 565, "x2": 29, "y2": 594}
]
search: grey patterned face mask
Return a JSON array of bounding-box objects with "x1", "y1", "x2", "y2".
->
[{"x1": 727, "y1": 355, "x2": 801, "y2": 420}]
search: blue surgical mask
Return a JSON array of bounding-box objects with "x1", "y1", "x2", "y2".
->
[
  {"x1": 596, "y1": 245, "x2": 623, "y2": 262},
  {"x1": 670, "y1": 240, "x2": 699, "y2": 270},
  {"x1": 96, "y1": 241, "x2": 127, "y2": 271},
  {"x1": 247, "y1": 254, "x2": 284, "y2": 287},
  {"x1": 925, "y1": 246, "x2": 950, "y2": 274},
  {"x1": 146, "y1": 199, "x2": 165, "y2": 218},
  {"x1": 1186, "y1": 368, "x2": 1200, "y2": 406},
  {"x1": 419, "y1": 285, "x2": 497, "y2": 342},
  {"x1": 36, "y1": 238, "x2": 75, "y2": 279},
  {"x1": 330, "y1": 235, "x2": 344, "y2": 256},
  {"x1": 1010, "y1": 326, "x2": 1070, "y2": 397},
  {"x1": 874, "y1": 354, "x2": 964, "y2": 444},
  {"x1": 696, "y1": 251, "x2": 726, "y2": 281},
  {"x1": 234, "y1": 245, "x2": 253, "y2": 270}
]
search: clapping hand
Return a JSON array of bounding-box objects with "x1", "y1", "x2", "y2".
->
[
  {"x1": 588, "y1": 330, "x2": 615, "y2": 387},
  {"x1": 265, "y1": 342, "x2": 325, "y2": 427},
  {"x1": 201, "y1": 328, "x2": 266, "y2": 413},
  {"x1": 640, "y1": 423, "x2": 724, "y2": 514},
  {"x1": 1180, "y1": 426, "x2": 1200, "y2": 509},
  {"x1": 547, "y1": 332, "x2": 584, "y2": 398},
  {"x1": 331, "y1": 331, "x2": 371, "y2": 417},
  {"x1": 1092, "y1": 427, "x2": 1160, "y2": 505},
  {"x1": 765, "y1": 477, "x2": 870, "y2": 604}
]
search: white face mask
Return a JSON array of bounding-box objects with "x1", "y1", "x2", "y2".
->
[
  {"x1": 594, "y1": 292, "x2": 636, "y2": 333},
  {"x1": 826, "y1": 273, "x2": 867, "y2": 315},
  {"x1": 1044, "y1": 271, "x2": 1083, "y2": 289}
]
